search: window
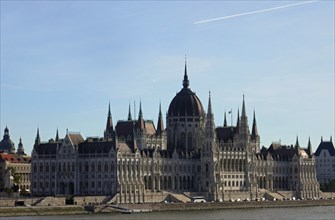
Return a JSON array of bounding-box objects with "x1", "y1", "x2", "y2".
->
[
  {"x1": 104, "y1": 162, "x2": 108, "y2": 172},
  {"x1": 91, "y1": 163, "x2": 95, "y2": 172}
]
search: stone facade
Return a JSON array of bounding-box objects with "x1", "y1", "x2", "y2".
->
[
  {"x1": 314, "y1": 138, "x2": 335, "y2": 188},
  {"x1": 31, "y1": 62, "x2": 320, "y2": 202}
]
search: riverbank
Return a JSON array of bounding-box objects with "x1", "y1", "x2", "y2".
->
[
  {"x1": 0, "y1": 205, "x2": 89, "y2": 217},
  {"x1": 1, "y1": 199, "x2": 334, "y2": 217}
]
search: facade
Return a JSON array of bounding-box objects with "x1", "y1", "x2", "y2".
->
[
  {"x1": 31, "y1": 62, "x2": 320, "y2": 202},
  {"x1": 0, "y1": 127, "x2": 31, "y2": 192},
  {"x1": 314, "y1": 138, "x2": 335, "y2": 188}
]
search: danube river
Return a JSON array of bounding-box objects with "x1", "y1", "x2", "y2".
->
[{"x1": 2, "y1": 205, "x2": 335, "y2": 220}]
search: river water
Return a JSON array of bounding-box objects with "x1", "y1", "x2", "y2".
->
[{"x1": 2, "y1": 206, "x2": 335, "y2": 220}]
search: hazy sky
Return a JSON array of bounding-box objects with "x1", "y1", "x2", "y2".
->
[{"x1": 1, "y1": 1, "x2": 334, "y2": 154}]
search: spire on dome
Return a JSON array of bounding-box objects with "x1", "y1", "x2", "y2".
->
[
  {"x1": 182, "y1": 56, "x2": 189, "y2": 88},
  {"x1": 17, "y1": 137, "x2": 25, "y2": 155},
  {"x1": 224, "y1": 111, "x2": 227, "y2": 127}
]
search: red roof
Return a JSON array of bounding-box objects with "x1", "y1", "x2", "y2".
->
[{"x1": 0, "y1": 153, "x2": 31, "y2": 163}]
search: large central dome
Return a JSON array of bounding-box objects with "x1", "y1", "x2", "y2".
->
[{"x1": 167, "y1": 64, "x2": 204, "y2": 117}]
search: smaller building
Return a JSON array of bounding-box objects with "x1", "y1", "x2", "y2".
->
[
  {"x1": 0, "y1": 127, "x2": 31, "y2": 193},
  {"x1": 314, "y1": 137, "x2": 335, "y2": 189}
]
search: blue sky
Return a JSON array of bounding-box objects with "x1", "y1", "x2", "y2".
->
[{"x1": 1, "y1": 1, "x2": 334, "y2": 154}]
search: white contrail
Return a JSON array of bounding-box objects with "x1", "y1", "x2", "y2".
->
[{"x1": 194, "y1": 1, "x2": 317, "y2": 24}]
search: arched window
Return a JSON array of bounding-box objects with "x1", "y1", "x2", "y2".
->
[
  {"x1": 33, "y1": 163, "x2": 37, "y2": 172},
  {"x1": 51, "y1": 163, "x2": 55, "y2": 172},
  {"x1": 98, "y1": 162, "x2": 101, "y2": 172},
  {"x1": 104, "y1": 162, "x2": 108, "y2": 172},
  {"x1": 111, "y1": 162, "x2": 115, "y2": 172},
  {"x1": 85, "y1": 162, "x2": 89, "y2": 172},
  {"x1": 187, "y1": 133, "x2": 192, "y2": 149},
  {"x1": 63, "y1": 162, "x2": 66, "y2": 172},
  {"x1": 45, "y1": 163, "x2": 49, "y2": 172},
  {"x1": 39, "y1": 163, "x2": 43, "y2": 172},
  {"x1": 91, "y1": 162, "x2": 95, "y2": 172}
]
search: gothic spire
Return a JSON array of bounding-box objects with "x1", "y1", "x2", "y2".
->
[
  {"x1": 295, "y1": 136, "x2": 300, "y2": 150},
  {"x1": 207, "y1": 91, "x2": 213, "y2": 118},
  {"x1": 55, "y1": 129, "x2": 59, "y2": 141},
  {"x1": 156, "y1": 103, "x2": 164, "y2": 134},
  {"x1": 251, "y1": 110, "x2": 259, "y2": 138},
  {"x1": 206, "y1": 91, "x2": 215, "y2": 137},
  {"x1": 106, "y1": 102, "x2": 113, "y2": 129},
  {"x1": 224, "y1": 111, "x2": 227, "y2": 127},
  {"x1": 128, "y1": 103, "x2": 132, "y2": 121},
  {"x1": 236, "y1": 109, "x2": 240, "y2": 130},
  {"x1": 104, "y1": 102, "x2": 113, "y2": 139},
  {"x1": 241, "y1": 94, "x2": 246, "y2": 119},
  {"x1": 307, "y1": 137, "x2": 312, "y2": 156},
  {"x1": 182, "y1": 57, "x2": 189, "y2": 88},
  {"x1": 35, "y1": 127, "x2": 40, "y2": 145},
  {"x1": 138, "y1": 101, "x2": 145, "y2": 130}
]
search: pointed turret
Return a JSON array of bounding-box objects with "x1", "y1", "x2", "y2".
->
[
  {"x1": 251, "y1": 110, "x2": 259, "y2": 139},
  {"x1": 35, "y1": 128, "x2": 40, "y2": 146},
  {"x1": 138, "y1": 101, "x2": 145, "y2": 130},
  {"x1": 295, "y1": 136, "x2": 300, "y2": 150},
  {"x1": 239, "y1": 95, "x2": 250, "y2": 138},
  {"x1": 128, "y1": 103, "x2": 132, "y2": 121},
  {"x1": 182, "y1": 58, "x2": 189, "y2": 88},
  {"x1": 223, "y1": 111, "x2": 227, "y2": 127},
  {"x1": 104, "y1": 102, "x2": 114, "y2": 139},
  {"x1": 236, "y1": 109, "x2": 240, "y2": 133},
  {"x1": 206, "y1": 91, "x2": 215, "y2": 137},
  {"x1": 17, "y1": 137, "x2": 25, "y2": 155},
  {"x1": 241, "y1": 95, "x2": 247, "y2": 119},
  {"x1": 307, "y1": 137, "x2": 312, "y2": 157},
  {"x1": 55, "y1": 129, "x2": 59, "y2": 142},
  {"x1": 156, "y1": 103, "x2": 164, "y2": 135}
]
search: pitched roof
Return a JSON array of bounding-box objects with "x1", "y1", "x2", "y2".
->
[
  {"x1": 78, "y1": 140, "x2": 114, "y2": 154},
  {"x1": 145, "y1": 121, "x2": 156, "y2": 135},
  {"x1": 314, "y1": 141, "x2": 335, "y2": 156},
  {"x1": 34, "y1": 142, "x2": 58, "y2": 156},
  {"x1": 216, "y1": 126, "x2": 236, "y2": 142},
  {"x1": 0, "y1": 153, "x2": 31, "y2": 163},
  {"x1": 68, "y1": 133, "x2": 84, "y2": 145}
]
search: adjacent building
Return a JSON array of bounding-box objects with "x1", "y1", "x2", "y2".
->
[
  {"x1": 0, "y1": 127, "x2": 31, "y2": 192},
  {"x1": 314, "y1": 137, "x2": 335, "y2": 188},
  {"x1": 31, "y1": 62, "x2": 321, "y2": 202}
]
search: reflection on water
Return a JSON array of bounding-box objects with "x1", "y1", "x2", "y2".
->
[{"x1": 2, "y1": 205, "x2": 335, "y2": 220}]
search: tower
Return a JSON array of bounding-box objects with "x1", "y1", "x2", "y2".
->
[
  {"x1": 201, "y1": 92, "x2": 217, "y2": 197},
  {"x1": 17, "y1": 138, "x2": 25, "y2": 155},
  {"x1": 104, "y1": 102, "x2": 114, "y2": 139},
  {"x1": 166, "y1": 60, "x2": 205, "y2": 152}
]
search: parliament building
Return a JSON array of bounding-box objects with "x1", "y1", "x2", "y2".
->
[{"x1": 31, "y1": 62, "x2": 321, "y2": 203}]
